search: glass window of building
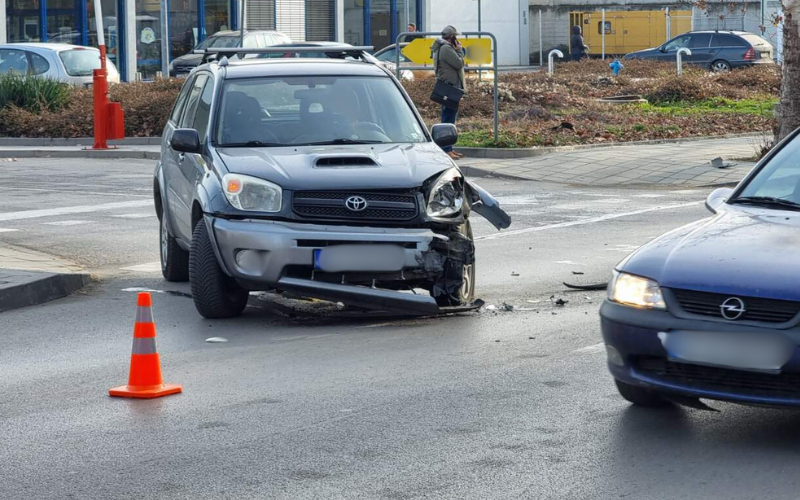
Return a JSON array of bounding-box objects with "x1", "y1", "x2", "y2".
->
[
  {"x1": 170, "y1": 0, "x2": 199, "y2": 59},
  {"x1": 89, "y1": 0, "x2": 119, "y2": 68},
  {"x1": 136, "y1": 0, "x2": 163, "y2": 80},
  {"x1": 343, "y1": 0, "x2": 364, "y2": 45},
  {"x1": 7, "y1": 0, "x2": 44, "y2": 42},
  {"x1": 46, "y1": 0, "x2": 78, "y2": 44},
  {"x1": 205, "y1": 0, "x2": 230, "y2": 38}
]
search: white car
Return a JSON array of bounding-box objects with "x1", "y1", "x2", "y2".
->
[{"x1": 0, "y1": 43, "x2": 120, "y2": 86}]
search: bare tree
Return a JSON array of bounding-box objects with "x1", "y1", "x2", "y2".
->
[{"x1": 778, "y1": 1, "x2": 800, "y2": 139}]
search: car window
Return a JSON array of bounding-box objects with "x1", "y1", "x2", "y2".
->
[
  {"x1": 0, "y1": 49, "x2": 30, "y2": 74},
  {"x1": 192, "y1": 78, "x2": 214, "y2": 139},
  {"x1": 29, "y1": 52, "x2": 50, "y2": 75},
  {"x1": 216, "y1": 76, "x2": 426, "y2": 146},
  {"x1": 689, "y1": 34, "x2": 711, "y2": 49},
  {"x1": 737, "y1": 138, "x2": 800, "y2": 202},
  {"x1": 58, "y1": 49, "x2": 101, "y2": 77},
  {"x1": 664, "y1": 35, "x2": 691, "y2": 52},
  {"x1": 197, "y1": 35, "x2": 239, "y2": 49},
  {"x1": 170, "y1": 75, "x2": 196, "y2": 123},
  {"x1": 598, "y1": 21, "x2": 611, "y2": 35},
  {"x1": 180, "y1": 74, "x2": 210, "y2": 128},
  {"x1": 376, "y1": 48, "x2": 396, "y2": 62},
  {"x1": 713, "y1": 34, "x2": 747, "y2": 47}
]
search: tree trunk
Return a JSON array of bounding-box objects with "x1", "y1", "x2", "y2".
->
[{"x1": 779, "y1": 1, "x2": 800, "y2": 139}]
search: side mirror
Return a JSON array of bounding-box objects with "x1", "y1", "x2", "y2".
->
[
  {"x1": 431, "y1": 123, "x2": 458, "y2": 149},
  {"x1": 171, "y1": 128, "x2": 202, "y2": 154},
  {"x1": 660, "y1": 46, "x2": 667, "y2": 53},
  {"x1": 705, "y1": 187, "x2": 734, "y2": 213}
]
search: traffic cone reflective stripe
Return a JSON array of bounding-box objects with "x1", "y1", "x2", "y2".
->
[{"x1": 109, "y1": 292, "x2": 182, "y2": 399}]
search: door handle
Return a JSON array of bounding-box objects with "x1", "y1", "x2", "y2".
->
[{"x1": 178, "y1": 153, "x2": 185, "y2": 163}]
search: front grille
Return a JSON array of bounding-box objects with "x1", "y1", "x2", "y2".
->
[
  {"x1": 636, "y1": 357, "x2": 800, "y2": 399},
  {"x1": 292, "y1": 191, "x2": 418, "y2": 222},
  {"x1": 670, "y1": 288, "x2": 800, "y2": 323}
]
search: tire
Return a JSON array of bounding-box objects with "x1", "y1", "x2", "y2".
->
[
  {"x1": 189, "y1": 219, "x2": 249, "y2": 319},
  {"x1": 160, "y1": 212, "x2": 189, "y2": 282},
  {"x1": 710, "y1": 60, "x2": 732, "y2": 72},
  {"x1": 615, "y1": 379, "x2": 670, "y2": 408},
  {"x1": 433, "y1": 221, "x2": 476, "y2": 307}
]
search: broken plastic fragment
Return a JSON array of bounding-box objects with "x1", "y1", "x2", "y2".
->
[{"x1": 205, "y1": 337, "x2": 228, "y2": 343}]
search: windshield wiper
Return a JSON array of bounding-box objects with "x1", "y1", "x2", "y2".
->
[
  {"x1": 729, "y1": 196, "x2": 800, "y2": 211},
  {"x1": 294, "y1": 138, "x2": 386, "y2": 146},
  {"x1": 219, "y1": 140, "x2": 290, "y2": 148}
]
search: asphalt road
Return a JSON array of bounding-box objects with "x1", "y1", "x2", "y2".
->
[{"x1": 4, "y1": 157, "x2": 799, "y2": 499}]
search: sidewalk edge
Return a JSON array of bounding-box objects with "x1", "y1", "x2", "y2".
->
[{"x1": 0, "y1": 272, "x2": 92, "y2": 313}]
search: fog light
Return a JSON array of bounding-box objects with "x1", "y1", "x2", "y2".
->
[
  {"x1": 605, "y1": 345, "x2": 624, "y2": 367},
  {"x1": 235, "y1": 250, "x2": 263, "y2": 274}
]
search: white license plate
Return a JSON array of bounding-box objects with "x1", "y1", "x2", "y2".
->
[
  {"x1": 313, "y1": 245, "x2": 406, "y2": 273},
  {"x1": 658, "y1": 330, "x2": 794, "y2": 372}
]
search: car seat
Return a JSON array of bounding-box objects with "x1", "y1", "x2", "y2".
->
[{"x1": 220, "y1": 91, "x2": 269, "y2": 144}]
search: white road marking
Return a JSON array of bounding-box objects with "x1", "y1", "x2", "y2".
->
[
  {"x1": 121, "y1": 287, "x2": 164, "y2": 293},
  {"x1": 42, "y1": 220, "x2": 91, "y2": 226},
  {"x1": 476, "y1": 201, "x2": 702, "y2": 241},
  {"x1": 121, "y1": 261, "x2": 161, "y2": 273},
  {"x1": 0, "y1": 228, "x2": 19, "y2": 233},
  {"x1": 594, "y1": 198, "x2": 630, "y2": 204},
  {"x1": 0, "y1": 186, "x2": 151, "y2": 198},
  {"x1": 0, "y1": 200, "x2": 152, "y2": 222},
  {"x1": 554, "y1": 260, "x2": 583, "y2": 265},
  {"x1": 110, "y1": 213, "x2": 156, "y2": 219},
  {"x1": 573, "y1": 342, "x2": 605, "y2": 354},
  {"x1": 632, "y1": 194, "x2": 667, "y2": 198}
]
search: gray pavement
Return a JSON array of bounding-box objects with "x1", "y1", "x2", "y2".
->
[
  {"x1": 4, "y1": 156, "x2": 800, "y2": 499},
  {"x1": 459, "y1": 135, "x2": 760, "y2": 187}
]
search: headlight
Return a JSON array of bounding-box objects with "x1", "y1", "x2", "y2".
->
[
  {"x1": 427, "y1": 167, "x2": 464, "y2": 217},
  {"x1": 222, "y1": 174, "x2": 282, "y2": 212},
  {"x1": 608, "y1": 271, "x2": 666, "y2": 310}
]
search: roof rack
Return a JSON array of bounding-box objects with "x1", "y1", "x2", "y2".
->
[{"x1": 193, "y1": 46, "x2": 376, "y2": 65}]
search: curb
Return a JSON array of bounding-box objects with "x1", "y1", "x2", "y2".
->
[
  {"x1": 0, "y1": 270, "x2": 91, "y2": 313},
  {"x1": 0, "y1": 137, "x2": 161, "y2": 146},
  {"x1": 0, "y1": 149, "x2": 159, "y2": 160},
  {"x1": 456, "y1": 133, "x2": 764, "y2": 159}
]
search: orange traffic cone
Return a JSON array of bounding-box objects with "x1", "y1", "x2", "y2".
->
[{"x1": 109, "y1": 292, "x2": 182, "y2": 399}]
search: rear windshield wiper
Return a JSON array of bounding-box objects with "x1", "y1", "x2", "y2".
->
[
  {"x1": 729, "y1": 196, "x2": 800, "y2": 210},
  {"x1": 294, "y1": 139, "x2": 386, "y2": 146},
  {"x1": 219, "y1": 140, "x2": 290, "y2": 147}
]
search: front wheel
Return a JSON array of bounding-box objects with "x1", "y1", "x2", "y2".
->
[
  {"x1": 710, "y1": 59, "x2": 732, "y2": 72},
  {"x1": 189, "y1": 220, "x2": 249, "y2": 319},
  {"x1": 615, "y1": 379, "x2": 670, "y2": 407},
  {"x1": 433, "y1": 221, "x2": 476, "y2": 307}
]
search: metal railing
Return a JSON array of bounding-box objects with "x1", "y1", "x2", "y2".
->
[{"x1": 394, "y1": 31, "x2": 499, "y2": 143}]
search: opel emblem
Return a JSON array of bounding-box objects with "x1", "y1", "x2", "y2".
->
[
  {"x1": 345, "y1": 195, "x2": 368, "y2": 212},
  {"x1": 720, "y1": 297, "x2": 746, "y2": 320}
]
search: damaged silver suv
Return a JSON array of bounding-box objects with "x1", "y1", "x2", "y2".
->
[{"x1": 154, "y1": 48, "x2": 511, "y2": 318}]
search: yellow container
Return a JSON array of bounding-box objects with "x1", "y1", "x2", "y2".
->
[{"x1": 570, "y1": 10, "x2": 693, "y2": 56}]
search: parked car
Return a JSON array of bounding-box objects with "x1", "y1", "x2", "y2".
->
[
  {"x1": 256, "y1": 41, "x2": 356, "y2": 59},
  {"x1": 601, "y1": 127, "x2": 800, "y2": 408},
  {"x1": 623, "y1": 30, "x2": 774, "y2": 71},
  {"x1": 375, "y1": 42, "x2": 492, "y2": 80},
  {"x1": 154, "y1": 49, "x2": 511, "y2": 318},
  {"x1": 169, "y1": 30, "x2": 291, "y2": 77},
  {"x1": 0, "y1": 43, "x2": 120, "y2": 85}
]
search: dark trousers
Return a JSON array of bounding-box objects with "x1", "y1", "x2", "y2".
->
[{"x1": 440, "y1": 105, "x2": 458, "y2": 153}]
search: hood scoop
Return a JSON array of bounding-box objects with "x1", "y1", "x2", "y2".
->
[{"x1": 314, "y1": 155, "x2": 378, "y2": 168}]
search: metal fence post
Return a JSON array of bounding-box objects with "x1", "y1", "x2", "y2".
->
[
  {"x1": 548, "y1": 49, "x2": 563, "y2": 74},
  {"x1": 539, "y1": 9, "x2": 543, "y2": 67},
  {"x1": 676, "y1": 47, "x2": 691, "y2": 75},
  {"x1": 601, "y1": 9, "x2": 605, "y2": 59}
]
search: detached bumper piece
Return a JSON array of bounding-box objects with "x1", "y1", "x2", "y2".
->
[{"x1": 276, "y1": 277, "x2": 481, "y2": 316}]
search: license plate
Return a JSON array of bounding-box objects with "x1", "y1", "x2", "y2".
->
[
  {"x1": 761, "y1": 52, "x2": 771, "y2": 58},
  {"x1": 313, "y1": 245, "x2": 406, "y2": 273},
  {"x1": 658, "y1": 330, "x2": 794, "y2": 372}
]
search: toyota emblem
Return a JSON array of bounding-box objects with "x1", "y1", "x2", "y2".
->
[
  {"x1": 720, "y1": 297, "x2": 746, "y2": 320},
  {"x1": 345, "y1": 195, "x2": 368, "y2": 212}
]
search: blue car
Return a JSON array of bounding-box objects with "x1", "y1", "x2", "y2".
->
[{"x1": 601, "y1": 129, "x2": 800, "y2": 408}]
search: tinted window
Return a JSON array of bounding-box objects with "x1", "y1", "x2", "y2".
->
[
  {"x1": 217, "y1": 76, "x2": 426, "y2": 146},
  {"x1": 170, "y1": 76, "x2": 195, "y2": 123},
  {"x1": 180, "y1": 74, "x2": 209, "y2": 128},
  {"x1": 689, "y1": 34, "x2": 711, "y2": 48},
  {"x1": 59, "y1": 49, "x2": 101, "y2": 76},
  {"x1": 197, "y1": 35, "x2": 240, "y2": 49},
  {"x1": 664, "y1": 35, "x2": 691, "y2": 51},
  {"x1": 714, "y1": 34, "x2": 747, "y2": 47},
  {"x1": 738, "y1": 137, "x2": 800, "y2": 202},
  {"x1": 192, "y1": 79, "x2": 214, "y2": 139},
  {"x1": 0, "y1": 49, "x2": 30, "y2": 74},
  {"x1": 29, "y1": 53, "x2": 50, "y2": 75}
]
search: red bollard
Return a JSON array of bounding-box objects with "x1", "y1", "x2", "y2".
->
[{"x1": 92, "y1": 45, "x2": 111, "y2": 149}]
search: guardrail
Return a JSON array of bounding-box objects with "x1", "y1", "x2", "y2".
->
[{"x1": 394, "y1": 31, "x2": 499, "y2": 143}]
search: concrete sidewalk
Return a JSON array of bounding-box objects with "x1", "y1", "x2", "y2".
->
[
  {"x1": 458, "y1": 136, "x2": 759, "y2": 187},
  {"x1": 0, "y1": 144, "x2": 159, "y2": 160},
  {"x1": 0, "y1": 246, "x2": 89, "y2": 312}
]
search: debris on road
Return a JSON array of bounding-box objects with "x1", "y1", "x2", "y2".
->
[
  {"x1": 571, "y1": 271, "x2": 584, "y2": 275},
  {"x1": 550, "y1": 295, "x2": 568, "y2": 306},
  {"x1": 563, "y1": 282, "x2": 608, "y2": 291},
  {"x1": 511, "y1": 272, "x2": 520, "y2": 277},
  {"x1": 710, "y1": 157, "x2": 734, "y2": 169},
  {"x1": 501, "y1": 303, "x2": 515, "y2": 312},
  {"x1": 205, "y1": 337, "x2": 229, "y2": 343}
]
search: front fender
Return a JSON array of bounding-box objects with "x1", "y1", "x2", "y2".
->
[{"x1": 465, "y1": 180, "x2": 511, "y2": 230}]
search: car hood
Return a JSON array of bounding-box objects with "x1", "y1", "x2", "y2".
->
[
  {"x1": 216, "y1": 142, "x2": 455, "y2": 191},
  {"x1": 619, "y1": 207, "x2": 800, "y2": 301},
  {"x1": 625, "y1": 48, "x2": 660, "y2": 58}
]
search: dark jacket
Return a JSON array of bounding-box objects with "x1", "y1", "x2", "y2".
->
[
  {"x1": 570, "y1": 25, "x2": 588, "y2": 56},
  {"x1": 431, "y1": 38, "x2": 465, "y2": 90}
]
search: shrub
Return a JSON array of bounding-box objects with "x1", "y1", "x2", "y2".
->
[{"x1": 0, "y1": 73, "x2": 71, "y2": 112}]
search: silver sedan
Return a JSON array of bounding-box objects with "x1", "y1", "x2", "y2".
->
[{"x1": 0, "y1": 42, "x2": 120, "y2": 86}]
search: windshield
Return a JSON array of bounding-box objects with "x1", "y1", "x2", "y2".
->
[
  {"x1": 58, "y1": 49, "x2": 100, "y2": 76},
  {"x1": 735, "y1": 136, "x2": 800, "y2": 205},
  {"x1": 197, "y1": 35, "x2": 240, "y2": 49},
  {"x1": 216, "y1": 76, "x2": 426, "y2": 147}
]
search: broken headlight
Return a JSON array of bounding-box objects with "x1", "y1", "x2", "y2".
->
[
  {"x1": 222, "y1": 174, "x2": 282, "y2": 212},
  {"x1": 426, "y1": 168, "x2": 464, "y2": 217}
]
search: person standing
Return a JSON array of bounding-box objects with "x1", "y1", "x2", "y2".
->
[
  {"x1": 404, "y1": 23, "x2": 423, "y2": 41},
  {"x1": 431, "y1": 25, "x2": 465, "y2": 159},
  {"x1": 570, "y1": 25, "x2": 589, "y2": 61}
]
